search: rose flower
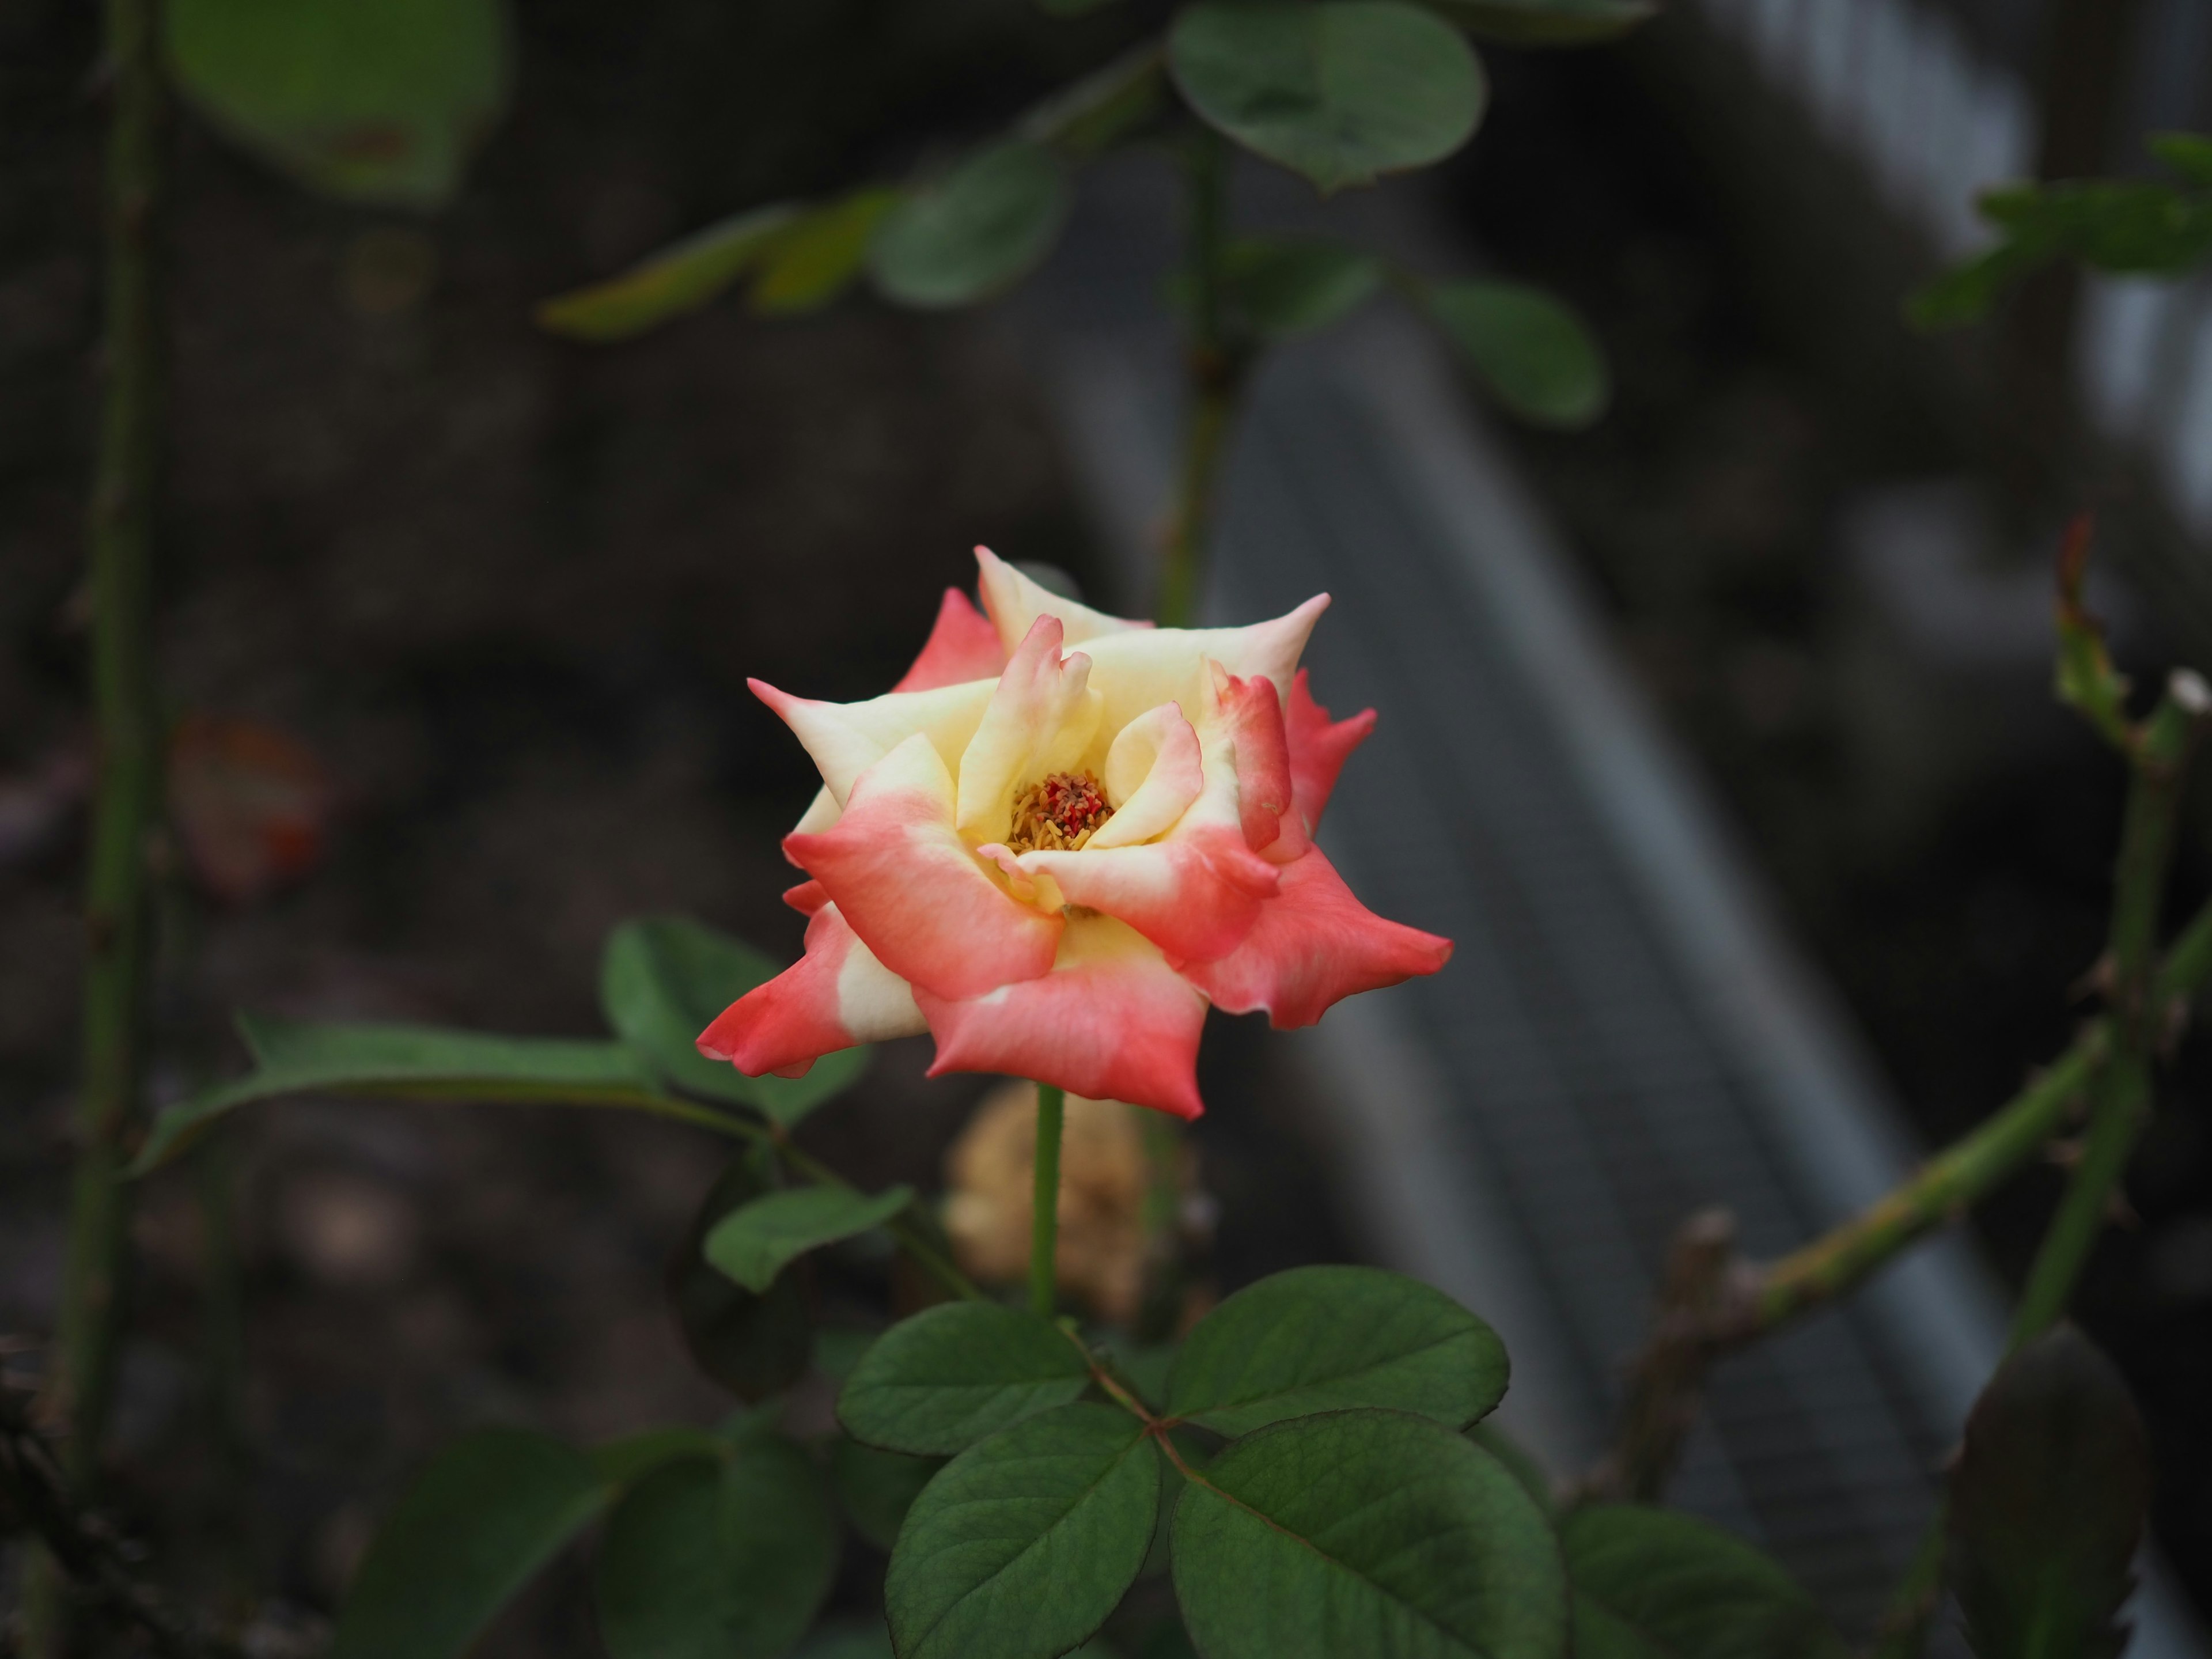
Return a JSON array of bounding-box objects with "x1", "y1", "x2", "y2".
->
[{"x1": 698, "y1": 549, "x2": 1451, "y2": 1119}]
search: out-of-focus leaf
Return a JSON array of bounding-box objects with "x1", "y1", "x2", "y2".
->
[
  {"x1": 1419, "y1": 0, "x2": 1655, "y2": 46},
  {"x1": 704, "y1": 1183, "x2": 915, "y2": 1293},
  {"x1": 1020, "y1": 45, "x2": 1169, "y2": 158},
  {"x1": 1424, "y1": 276, "x2": 1609, "y2": 427},
  {"x1": 1165, "y1": 1264, "x2": 1508, "y2": 1437},
  {"x1": 1910, "y1": 175, "x2": 2212, "y2": 329},
  {"x1": 832, "y1": 1435, "x2": 945, "y2": 1551},
  {"x1": 838, "y1": 1301, "x2": 1093, "y2": 1455},
  {"x1": 168, "y1": 713, "x2": 330, "y2": 906},
  {"x1": 1562, "y1": 1505, "x2": 1846, "y2": 1659},
  {"x1": 588, "y1": 1426, "x2": 728, "y2": 1490},
  {"x1": 1169, "y1": 1, "x2": 1486, "y2": 194},
  {"x1": 537, "y1": 206, "x2": 798, "y2": 342},
  {"x1": 1947, "y1": 1326, "x2": 2150, "y2": 1659},
  {"x1": 601, "y1": 914, "x2": 869, "y2": 1126},
  {"x1": 2150, "y1": 132, "x2": 2212, "y2": 189},
  {"x1": 596, "y1": 1439, "x2": 839, "y2": 1659},
  {"x1": 1221, "y1": 238, "x2": 1381, "y2": 335},
  {"x1": 330, "y1": 1429, "x2": 605, "y2": 1659},
  {"x1": 796, "y1": 1623, "x2": 895, "y2": 1659},
  {"x1": 1467, "y1": 1420, "x2": 1552, "y2": 1514},
  {"x1": 1170, "y1": 1410, "x2": 1565, "y2": 1659},
  {"x1": 871, "y1": 142, "x2": 1073, "y2": 309},
  {"x1": 886, "y1": 1403, "x2": 1160, "y2": 1659},
  {"x1": 165, "y1": 0, "x2": 507, "y2": 209},
  {"x1": 750, "y1": 190, "x2": 897, "y2": 316},
  {"x1": 669, "y1": 1153, "x2": 816, "y2": 1402},
  {"x1": 130, "y1": 1013, "x2": 661, "y2": 1176}
]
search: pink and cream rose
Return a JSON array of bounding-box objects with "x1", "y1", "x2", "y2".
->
[{"x1": 697, "y1": 548, "x2": 1452, "y2": 1119}]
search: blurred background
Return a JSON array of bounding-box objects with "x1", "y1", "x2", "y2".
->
[{"x1": 3, "y1": 0, "x2": 2211, "y2": 1650}]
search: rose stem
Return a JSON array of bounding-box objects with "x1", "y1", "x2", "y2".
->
[
  {"x1": 1030, "y1": 1083, "x2": 1067, "y2": 1317},
  {"x1": 27, "y1": 0, "x2": 166, "y2": 1646}
]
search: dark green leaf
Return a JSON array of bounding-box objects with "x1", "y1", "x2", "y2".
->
[
  {"x1": 1423, "y1": 278, "x2": 1609, "y2": 428},
  {"x1": 833, "y1": 1435, "x2": 946, "y2": 1551},
  {"x1": 706, "y1": 1184, "x2": 915, "y2": 1293},
  {"x1": 887, "y1": 1403, "x2": 1160, "y2": 1659},
  {"x1": 165, "y1": 0, "x2": 507, "y2": 208},
  {"x1": 1946, "y1": 1326, "x2": 2149, "y2": 1659},
  {"x1": 330, "y1": 1429, "x2": 606, "y2": 1659},
  {"x1": 589, "y1": 1426, "x2": 729, "y2": 1490},
  {"x1": 1562, "y1": 1505, "x2": 1846, "y2": 1659},
  {"x1": 670, "y1": 1154, "x2": 816, "y2": 1402},
  {"x1": 753, "y1": 191, "x2": 898, "y2": 316},
  {"x1": 1171, "y1": 1410, "x2": 1565, "y2": 1659},
  {"x1": 1169, "y1": 1, "x2": 1486, "y2": 194},
  {"x1": 1223, "y1": 238, "x2": 1381, "y2": 335},
  {"x1": 601, "y1": 914, "x2": 869, "y2": 1125},
  {"x1": 1419, "y1": 0, "x2": 1655, "y2": 46},
  {"x1": 131, "y1": 1013, "x2": 661, "y2": 1176},
  {"x1": 838, "y1": 1301, "x2": 1094, "y2": 1456},
  {"x1": 797, "y1": 1623, "x2": 896, "y2": 1659},
  {"x1": 1166, "y1": 1264, "x2": 1508, "y2": 1437},
  {"x1": 1019, "y1": 46, "x2": 1169, "y2": 158},
  {"x1": 871, "y1": 143, "x2": 1073, "y2": 309},
  {"x1": 2150, "y1": 132, "x2": 2212, "y2": 189},
  {"x1": 1467, "y1": 1421, "x2": 1552, "y2": 1515},
  {"x1": 538, "y1": 206, "x2": 798, "y2": 342},
  {"x1": 597, "y1": 1439, "x2": 840, "y2": 1659}
]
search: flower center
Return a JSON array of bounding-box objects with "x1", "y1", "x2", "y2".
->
[{"x1": 1004, "y1": 771, "x2": 1112, "y2": 853}]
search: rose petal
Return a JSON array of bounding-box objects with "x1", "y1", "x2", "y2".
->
[
  {"x1": 1179, "y1": 845, "x2": 1450, "y2": 1029},
  {"x1": 696, "y1": 901, "x2": 927, "y2": 1077},
  {"x1": 783, "y1": 879, "x2": 828, "y2": 915},
  {"x1": 751, "y1": 675, "x2": 997, "y2": 809},
  {"x1": 1211, "y1": 665, "x2": 1293, "y2": 853},
  {"x1": 917, "y1": 914, "x2": 1207, "y2": 1119},
  {"x1": 892, "y1": 588, "x2": 1009, "y2": 693},
  {"x1": 1285, "y1": 668, "x2": 1375, "y2": 835},
  {"x1": 955, "y1": 615, "x2": 1104, "y2": 842},
  {"x1": 787, "y1": 732, "x2": 1061, "y2": 1000},
  {"x1": 974, "y1": 546, "x2": 1150, "y2": 652},
  {"x1": 1077, "y1": 593, "x2": 1330, "y2": 740},
  {"x1": 1087, "y1": 702, "x2": 1204, "y2": 850}
]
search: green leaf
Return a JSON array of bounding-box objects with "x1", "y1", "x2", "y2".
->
[
  {"x1": 1018, "y1": 46, "x2": 1170, "y2": 159},
  {"x1": 796, "y1": 1623, "x2": 896, "y2": 1659},
  {"x1": 833, "y1": 1435, "x2": 946, "y2": 1551},
  {"x1": 1946, "y1": 1326, "x2": 2150, "y2": 1659},
  {"x1": 705, "y1": 1184, "x2": 916, "y2": 1293},
  {"x1": 871, "y1": 142, "x2": 1073, "y2": 309},
  {"x1": 589, "y1": 1426, "x2": 729, "y2": 1490},
  {"x1": 669, "y1": 1154, "x2": 817, "y2": 1402},
  {"x1": 330, "y1": 1429, "x2": 607, "y2": 1659},
  {"x1": 165, "y1": 0, "x2": 507, "y2": 209},
  {"x1": 596, "y1": 1438, "x2": 840, "y2": 1659},
  {"x1": 1169, "y1": 1, "x2": 1486, "y2": 194},
  {"x1": 131, "y1": 1012, "x2": 662, "y2": 1176},
  {"x1": 1418, "y1": 0, "x2": 1655, "y2": 47},
  {"x1": 1423, "y1": 278, "x2": 1609, "y2": 428},
  {"x1": 537, "y1": 206, "x2": 799, "y2": 342},
  {"x1": 1562, "y1": 1505, "x2": 1846, "y2": 1659},
  {"x1": 838, "y1": 1301, "x2": 1094, "y2": 1456},
  {"x1": 2150, "y1": 131, "x2": 2212, "y2": 189},
  {"x1": 601, "y1": 914, "x2": 870, "y2": 1125},
  {"x1": 1165, "y1": 1264, "x2": 1508, "y2": 1437},
  {"x1": 1467, "y1": 1421, "x2": 1552, "y2": 1516},
  {"x1": 1224, "y1": 238, "x2": 1381, "y2": 335},
  {"x1": 886, "y1": 1403, "x2": 1160, "y2": 1659},
  {"x1": 752, "y1": 190, "x2": 899, "y2": 316},
  {"x1": 1171, "y1": 1410, "x2": 1565, "y2": 1659}
]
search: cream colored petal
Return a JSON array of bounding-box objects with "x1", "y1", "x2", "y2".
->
[
  {"x1": 954, "y1": 616, "x2": 1104, "y2": 841},
  {"x1": 975, "y1": 545, "x2": 1150, "y2": 652},
  {"x1": 750, "y1": 676, "x2": 997, "y2": 808},
  {"x1": 1078, "y1": 593, "x2": 1330, "y2": 740},
  {"x1": 1086, "y1": 702, "x2": 1203, "y2": 850}
]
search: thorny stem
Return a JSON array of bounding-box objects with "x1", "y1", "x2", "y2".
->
[
  {"x1": 1031, "y1": 1083, "x2": 1066, "y2": 1317},
  {"x1": 33, "y1": 0, "x2": 165, "y2": 1643},
  {"x1": 2, "y1": 1392, "x2": 241, "y2": 1659}
]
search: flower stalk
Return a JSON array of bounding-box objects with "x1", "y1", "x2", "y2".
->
[{"x1": 1030, "y1": 1082, "x2": 1067, "y2": 1317}]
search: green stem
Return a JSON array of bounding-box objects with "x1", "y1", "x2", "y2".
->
[
  {"x1": 1156, "y1": 126, "x2": 1245, "y2": 630},
  {"x1": 33, "y1": 0, "x2": 165, "y2": 1645},
  {"x1": 1031, "y1": 1083, "x2": 1066, "y2": 1317}
]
